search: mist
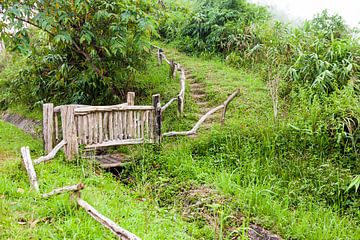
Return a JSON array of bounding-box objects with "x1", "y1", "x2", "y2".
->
[{"x1": 248, "y1": 0, "x2": 360, "y2": 29}]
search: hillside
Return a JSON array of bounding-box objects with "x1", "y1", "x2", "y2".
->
[{"x1": 0, "y1": 0, "x2": 359, "y2": 239}]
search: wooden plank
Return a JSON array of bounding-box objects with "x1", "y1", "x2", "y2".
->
[
  {"x1": 74, "y1": 105, "x2": 154, "y2": 115},
  {"x1": 94, "y1": 113, "x2": 99, "y2": 144},
  {"x1": 109, "y1": 112, "x2": 114, "y2": 140},
  {"x1": 54, "y1": 112, "x2": 59, "y2": 142},
  {"x1": 103, "y1": 112, "x2": 109, "y2": 141},
  {"x1": 128, "y1": 110, "x2": 134, "y2": 139},
  {"x1": 76, "y1": 116, "x2": 83, "y2": 145},
  {"x1": 61, "y1": 105, "x2": 79, "y2": 160},
  {"x1": 54, "y1": 104, "x2": 90, "y2": 113},
  {"x1": 85, "y1": 139, "x2": 144, "y2": 149},
  {"x1": 123, "y1": 111, "x2": 127, "y2": 139},
  {"x1": 113, "y1": 112, "x2": 119, "y2": 140},
  {"x1": 98, "y1": 112, "x2": 103, "y2": 143},
  {"x1": 141, "y1": 111, "x2": 145, "y2": 139},
  {"x1": 136, "y1": 111, "x2": 140, "y2": 139},
  {"x1": 88, "y1": 114, "x2": 93, "y2": 144},
  {"x1": 43, "y1": 103, "x2": 54, "y2": 154},
  {"x1": 83, "y1": 115, "x2": 88, "y2": 145}
]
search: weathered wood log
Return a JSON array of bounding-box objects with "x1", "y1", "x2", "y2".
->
[
  {"x1": 161, "y1": 98, "x2": 178, "y2": 113},
  {"x1": 34, "y1": 140, "x2": 67, "y2": 164},
  {"x1": 163, "y1": 89, "x2": 239, "y2": 137},
  {"x1": 61, "y1": 106, "x2": 78, "y2": 160},
  {"x1": 75, "y1": 196, "x2": 141, "y2": 240},
  {"x1": 43, "y1": 103, "x2": 54, "y2": 154},
  {"x1": 152, "y1": 94, "x2": 162, "y2": 143},
  {"x1": 221, "y1": 89, "x2": 240, "y2": 125},
  {"x1": 42, "y1": 183, "x2": 84, "y2": 198},
  {"x1": 21, "y1": 146, "x2": 40, "y2": 192}
]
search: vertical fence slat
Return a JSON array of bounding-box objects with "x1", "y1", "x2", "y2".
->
[
  {"x1": 84, "y1": 115, "x2": 88, "y2": 145},
  {"x1": 61, "y1": 105, "x2": 78, "y2": 160},
  {"x1": 43, "y1": 103, "x2": 54, "y2": 154},
  {"x1": 98, "y1": 112, "x2": 103, "y2": 143},
  {"x1": 109, "y1": 112, "x2": 114, "y2": 141},
  {"x1": 103, "y1": 112, "x2": 109, "y2": 142}
]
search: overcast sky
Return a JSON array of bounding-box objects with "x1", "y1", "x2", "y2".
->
[{"x1": 248, "y1": 0, "x2": 360, "y2": 28}]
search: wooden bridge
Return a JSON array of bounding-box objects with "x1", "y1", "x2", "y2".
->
[{"x1": 43, "y1": 92, "x2": 161, "y2": 161}]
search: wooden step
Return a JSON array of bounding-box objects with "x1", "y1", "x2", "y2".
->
[{"x1": 85, "y1": 153, "x2": 133, "y2": 168}]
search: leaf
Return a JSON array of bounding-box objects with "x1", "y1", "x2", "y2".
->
[{"x1": 347, "y1": 175, "x2": 360, "y2": 192}]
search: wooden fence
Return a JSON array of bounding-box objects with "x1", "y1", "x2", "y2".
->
[
  {"x1": 155, "y1": 47, "x2": 186, "y2": 115},
  {"x1": 43, "y1": 92, "x2": 161, "y2": 159}
]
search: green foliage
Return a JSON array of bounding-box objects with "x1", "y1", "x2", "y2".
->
[
  {"x1": 0, "y1": 0, "x2": 158, "y2": 106},
  {"x1": 176, "y1": 0, "x2": 269, "y2": 54}
]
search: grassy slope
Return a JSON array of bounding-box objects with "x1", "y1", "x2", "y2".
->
[
  {"x1": 127, "y1": 43, "x2": 359, "y2": 239},
  {"x1": 1, "y1": 46, "x2": 359, "y2": 239}
]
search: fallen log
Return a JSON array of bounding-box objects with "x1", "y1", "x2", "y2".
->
[
  {"x1": 42, "y1": 183, "x2": 84, "y2": 198},
  {"x1": 163, "y1": 89, "x2": 239, "y2": 137},
  {"x1": 74, "y1": 194, "x2": 141, "y2": 240},
  {"x1": 34, "y1": 140, "x2": 66, "y2": 164},
  {"x1": 21, "y1": 146, "x2": 40, "y2": 192}
]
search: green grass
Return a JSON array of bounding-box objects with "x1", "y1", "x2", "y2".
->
[{"x1": 0, "y1": 120, "x2": 214, "y2": 239}]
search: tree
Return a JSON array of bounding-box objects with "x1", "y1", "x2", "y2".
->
[{"x1": 0, "y1": 0, "x2": 157, "y2": 105}]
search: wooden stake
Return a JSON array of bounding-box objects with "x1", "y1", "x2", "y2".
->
[
  {"x1": 152, "y1": 94, "x2": 161, "y2": 143},
  {"x1": 21, "y1": 146, "x2": 40, "y2": 192},
  {"x1": 127, "y1": 92, "x2": 135, "y2": 106}
]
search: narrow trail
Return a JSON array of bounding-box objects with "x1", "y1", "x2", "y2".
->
[{"x1": 167, "y1": 52, "x2": 223, "y2": 131}]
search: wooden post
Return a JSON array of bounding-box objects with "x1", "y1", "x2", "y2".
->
[
  {"x1": 127, "y1": 92, "x2": 135, "y2": 138},
  {"x1": 61, "y1": 106, "x2": 78, "y2": 160},
  {"x1": 177, "y1": 95, "x2": 183, "y2": 116},
  {"x1": 127, "y1": 92, "x2": 135, "y2": 106},
  {"x1": 21, "y1": 146, "x2": 40, "y2": 192},
  {"x1": 157, "y1": 49, "x2": 163, "y2": 65},
  {"x1": 152, "y1": 94, "x2": 161, "y2": 144},
  {"x1": 43, "y1": 103, "x2": 54, "y2": 154},
  {"x1": 169, "y1": 60, "x2": 175, "y2": 79}
]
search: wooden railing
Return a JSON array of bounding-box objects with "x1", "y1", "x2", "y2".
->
[
  {"x1": 155, "y1": 47, "x2": 186, "y2": 115},
  {"x1": 43, "y1": 92, "x2": 161, "y2": 159}
]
